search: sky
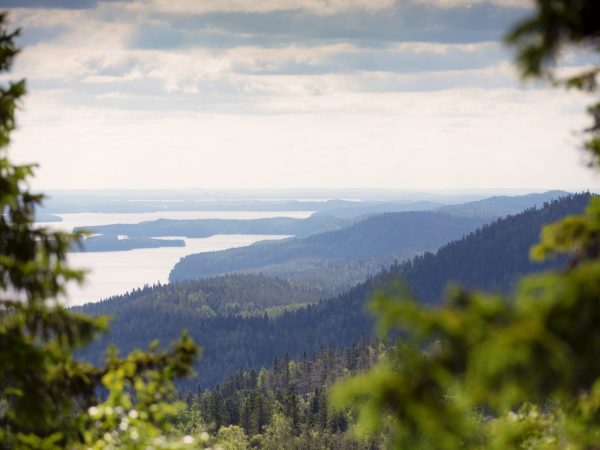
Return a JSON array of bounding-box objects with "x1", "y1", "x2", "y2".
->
[{"x1": 0, "y1": 0, "x2": 599, "y2": 192}]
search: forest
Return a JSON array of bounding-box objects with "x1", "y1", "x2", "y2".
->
[
  {"x1": 173, "y1": 340, "x2": 389, "y2": 449},
  {"x1": 168, "y1": 211, "x2": 487, "y2": 295},
  {"x1": 79, "y1": 193, "x2": 589, "y2": 388},
  {"x1": 167, "y1": 191, "x2": 569, "y2": 295}
]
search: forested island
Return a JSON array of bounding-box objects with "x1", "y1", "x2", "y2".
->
[{"x1": 73, "y1": 234, "x2": 186, "y2": 252}]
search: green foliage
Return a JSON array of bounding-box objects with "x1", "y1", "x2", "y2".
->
[
  {"x1": 79, "y1": 335, "x2": 202, "y2": 450},
  {"x1": 531, "y1": 196, "x2": 600, "y2": 263},
  {"x1": 173, "y1": 343, "x2": 384, "y2": 448},
  {"x1": 0, "y1": 14, "x2": 103, "y2": 447},
  {"x1": 215, "y1": 425, "x2": 249, "y2": 450},
  {"x1": 260, "y1": 412, "x2": 297, "y2": 450},
  {"x1": 506, "y1": 0, "x2": 599, "y2": 79},
  {"x1": 334, "y1": 197, "x2": 600, "y2": 448}
]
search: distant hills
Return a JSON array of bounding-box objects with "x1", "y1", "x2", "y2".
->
[
  {"x1": 168, "y1": 191, "x2": 572, "y2": 294},
  {"x1": 42, "y1": 189, "x2": 573, "y2": 215},
  {"x1": 70, "y1": 191, "x2": 571, "y2": 264},
  {"x1": 436, "y1": 190, "x2": 571, "y2": 219},
  {"x1": 397, "y1": 192, "x2": 588, "y2": 301},
  {"x1": 168, "y1": 212, "x2": 487, "y2": 295},
  {"x1": 42, "y1": 195, "x2": 443, "y2": 215},
  {"x1": 79, "y1": 193, "x2": 590, "y2": 388},
  {"x1": 74, "y1": 214, "x2": 349, "y2": 239}
]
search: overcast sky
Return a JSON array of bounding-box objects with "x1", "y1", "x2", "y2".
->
[{"x1": 0, "y1": 0, "x2": 598, "y2": 191}]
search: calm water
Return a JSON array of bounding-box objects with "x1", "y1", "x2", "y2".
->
[
  {"x1": 37, "y1": 211, "x2": 307, "y2": 306},
  {"x1": 65, "y1": 234, "x2": 290, "y2": 306}
]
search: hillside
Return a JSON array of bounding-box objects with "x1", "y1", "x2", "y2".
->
[
  {"x1": 398, "y1": 192, "x2": 589, "y2": 302},
  {"x1": 73, "y1": 214, "x2": 349, "y2": 239},
  {"x1": 78, "y1": 274, "x2": 325, "y2": 319},
  {"x1": 168, "y1": 191, "x2": 571, "y2": 295},
  {"x1": 169, "y1": 211, "x2": 487, "y2": 294},
  {"x1": 79, "y1": 193, "x2": 590, "y2": 388},
  {"x1": 436, "y1": 190, "x2": 570, "y2": 219}
]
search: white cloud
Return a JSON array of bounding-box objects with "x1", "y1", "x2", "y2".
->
[
  {"x1": 9, "y1": 38, "x2": 507, "y2": 101},
  {"x1": 124, "y1": 0, "x2": 395, "y2": 16},
  {"x1": 389, "y1": 41, "x2": 499, "y2": 54},
  {"x1": 414, "y1": 0, "x2": 533, "y2": 8}
]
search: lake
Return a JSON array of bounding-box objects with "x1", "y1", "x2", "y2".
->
[{"x1": 38, "y1": 211, "x2": 311, "y2": 306}]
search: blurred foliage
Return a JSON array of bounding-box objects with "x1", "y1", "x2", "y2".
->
[
  {"x1": 215, "y1": 425, "x2": 249, "y2": 450},
  {"x1": 331, "y1": 2, "x2": 600, "y2": 448},
  {"x1": 0, "y1": 13, "x2": 205, "y2": 450},
  {"x1": 79, "y1": 337, "x2": 201, "y2": 450}
]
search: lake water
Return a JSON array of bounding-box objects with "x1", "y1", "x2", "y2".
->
[{"x1": 38, "y1": 211, "x2": 310, "y2": 306}]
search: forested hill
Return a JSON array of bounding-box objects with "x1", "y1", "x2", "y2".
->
[
  {"x1": 77, "y1": 274, "x2": 325, "y2": 319},
  {"x1": 435, "y1": 190, "x2": 570, "y2": 219},
  {"x1": 73, "y1": 214, "x2": 349, "y2": 239},
  {"x1": 167, "y1": 192, "x2": 572, "y2": 295},
  {"x1": 398, "y1": 192, "x2": 591, "y2": 302},
  {"x1": 79, "y1": 194, "x2": 590, "y2": 388},
  {"x1": 169, "y1": 211, "x2": 487, "y2": 294}
]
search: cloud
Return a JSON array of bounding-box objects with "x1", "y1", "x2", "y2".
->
[
  {"x1": 415, "y1": 0, "x2": 533, "y2": 8},
  {"x1": 7, "y1": 0, "x2": 529, "y2": 53},
  {"x1": 0, "y1": 0, "x2": 98, "y2": 8},
  {"x1": 124, "y1": 0, "x2": 395, "y2": 16},
  {"x1": 3, "y1": 0, "x2": 596, "y2": 193},
  {"x1": 126, "y1": 3, "x2": 526, "y2": 50},
  {"x1": 0, "y1": 0, "x2": 125, "y2": 9},
  {"x1": 11, "y1": 39, "x2": 513, "y2": 114}
]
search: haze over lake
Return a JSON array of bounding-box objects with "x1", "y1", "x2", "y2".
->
[{"x1": 38, "y1": 210, "x2": 309, "y2": 306}]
